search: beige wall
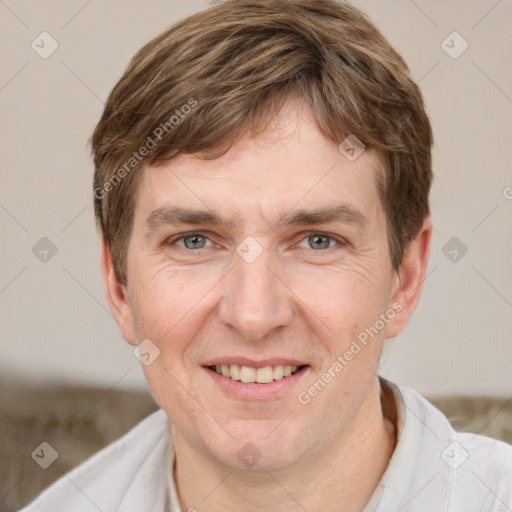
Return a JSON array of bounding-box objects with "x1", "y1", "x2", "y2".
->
[{"x1": 1, "y1": 0, "x2": 511, "y2": 396}]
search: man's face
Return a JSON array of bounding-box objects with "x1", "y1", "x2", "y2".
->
[{"x1": 119, "y1": 101, "x2": 404, "y2": 471}]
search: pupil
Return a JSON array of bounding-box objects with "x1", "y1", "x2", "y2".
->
[
  {"x1": 185, "y1": 235, "x2": 205, "y2": 249},
  {"x1": 311, "y1": 235, "x2": 328, "y2": 249}
]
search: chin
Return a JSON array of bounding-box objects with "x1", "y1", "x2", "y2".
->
[{"x1": 201, "y1": 420, "x2": 308, "y2": 472}]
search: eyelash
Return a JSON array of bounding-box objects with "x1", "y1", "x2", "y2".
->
[{"x1": 168, "y1": 231, "x2": 347, "y2": 253}]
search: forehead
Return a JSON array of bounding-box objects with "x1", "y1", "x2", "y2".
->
[{"x1": 135, "y1": 101, "x2": 384, "y2": 229}]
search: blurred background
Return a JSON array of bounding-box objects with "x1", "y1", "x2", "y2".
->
[{"x1": 1, "y1": 0, "x2": 511, "y2": 510}]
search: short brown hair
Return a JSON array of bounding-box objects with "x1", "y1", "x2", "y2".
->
[{"x1": 91, "y1": 0, "x2": 433, "y2": 285}]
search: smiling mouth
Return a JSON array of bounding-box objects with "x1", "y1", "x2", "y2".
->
[{"x1": 207, "y1": 364, "x2": 307, "y2": 384}]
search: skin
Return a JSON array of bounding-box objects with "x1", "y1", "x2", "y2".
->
[{"x1": 102, "y1": 99, "x2": 431, "y2": 511}]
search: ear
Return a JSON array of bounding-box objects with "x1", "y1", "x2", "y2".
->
[
  {"x1": 386, "y1": 218, "x2": 432, "y2": 339},
  {"x1": 100, "y1": 237, "x2": 137, "y2": 346}
]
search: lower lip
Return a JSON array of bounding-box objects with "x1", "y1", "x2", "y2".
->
[{"x1": 203, "y1": 366, "x2": 309, "y2": 401}]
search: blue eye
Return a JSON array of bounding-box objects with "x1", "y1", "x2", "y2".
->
[
  {"x1": 307, "y1": 234, "x2": 333, "y2": 250},
  {"x1": 175, "y1": 233, "x2": 211, "y2": 250},
  {"x1": 298, "y1": 233, "x2": 341, "y2": 250},
  {"x1": 169, "y1": 231, "x2": 344, "y2": 253}
]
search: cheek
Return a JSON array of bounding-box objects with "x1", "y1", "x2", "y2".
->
[
  {"x1": 130, "y1": 266, "x2": 215, "y2": 356},
  {"x1": 289, "y1": 261, "x2": 390, "y2": 333},
  {"x1": 131, "y1": 268, "x2": 215, "y2": 411}
]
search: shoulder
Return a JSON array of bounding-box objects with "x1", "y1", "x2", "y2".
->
[
  {"x1": 19, "y1": 409, "x2": 172, "y2": 512},
  {"x1": 398, "y1": 383, "x2": 512, "y2": 467},
  {"x1": 386, "y1": 380, "x2": 512, "y2": 510},
  {"x1": 452, "y1": 430, "x2": 512, "y2": 503}
]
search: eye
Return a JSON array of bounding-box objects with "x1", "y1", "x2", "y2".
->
[
  {"x1": 297, "y1": 233, "x2": 344, "y2": 250},
  {"x1": 168, "y1": 231, "x2": 345, "y2": 253},
  {"x1": 174, "y1": 233, "x2": 212, "y2": 250}
]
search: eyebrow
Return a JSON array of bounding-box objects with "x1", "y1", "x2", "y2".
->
[{"x1": 144, "y1": 204, "x2": 369, "y2": 235}]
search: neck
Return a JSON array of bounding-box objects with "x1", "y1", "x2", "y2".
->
[{"x1": 172, "y1": 379, "x2": 396, "y2": 512}]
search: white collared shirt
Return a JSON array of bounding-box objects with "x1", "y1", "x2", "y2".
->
[{"x1": 20, "y1": 380, "x2": 512, "y2": 512}]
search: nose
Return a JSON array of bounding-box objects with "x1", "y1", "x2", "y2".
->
[{"x1": 218, "y1": 247, "x2": 294, "y2": 341}]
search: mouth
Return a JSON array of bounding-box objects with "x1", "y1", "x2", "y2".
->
[
  {"x1": 202, "y1": 358, "x2": 310, "y2": 400},
  {"x1": 206, "y1": 364, "x2": 308, "y2": 384}
]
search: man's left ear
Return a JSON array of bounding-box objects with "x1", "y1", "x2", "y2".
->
[{"x1": 386, "y1": 218, "x2": 432, "y2": 339}]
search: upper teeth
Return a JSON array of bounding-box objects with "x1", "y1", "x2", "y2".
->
[{"x1": 214, "y1": 364, "x2": 299, "y2": 383}]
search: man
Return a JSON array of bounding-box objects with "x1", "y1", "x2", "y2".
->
[{"x1": 21, "y1": 0, "x2": 512, "y2": 511}]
